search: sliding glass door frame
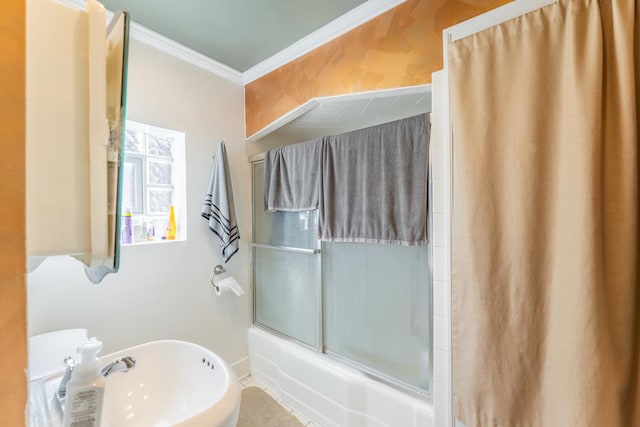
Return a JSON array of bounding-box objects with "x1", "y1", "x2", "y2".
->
[
  {"x1": 250, "y1": 155, "x2": 433, "y2": 400},
  {"x1": 250, "y1": 156, "x2": 323, "y2": 353}
]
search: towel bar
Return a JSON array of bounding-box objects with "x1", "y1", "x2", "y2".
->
[{"x1": 249, "y1": 243, "x2": 320, "y2": 255}]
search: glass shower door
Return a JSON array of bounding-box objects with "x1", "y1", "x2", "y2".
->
[
  {"x1": 251, "y1": 158, "x2": 431, "y2": 394},
  {"x1": 323, "y1": 242, "x2": 430, "y2": 391},
  {"x1": 252, "y1": 161, "x2": 321, "y2": 348}
]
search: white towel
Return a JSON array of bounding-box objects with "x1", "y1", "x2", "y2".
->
[{"x1": 201, "y1": 141, "x2": 240, "y2": 262}]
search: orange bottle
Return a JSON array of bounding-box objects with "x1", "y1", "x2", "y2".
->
[{"x1": 166, "y1": 205, "x2": 177, "y2": 240}]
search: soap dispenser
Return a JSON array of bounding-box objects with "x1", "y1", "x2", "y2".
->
[{"x1": 62, "y1": 338, "x2": 105, "y2": 427}]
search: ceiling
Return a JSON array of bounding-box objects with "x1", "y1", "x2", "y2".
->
[
  {"x1": 88, "y1": 0, "x2": 430, "y2": 142},
  {"x1": 99, "y1": 0, "x2": 367, "y2": 72}
]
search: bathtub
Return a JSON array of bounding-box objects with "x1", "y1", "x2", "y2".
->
[{"x1": 248, "y1": 327, "x2": 434, "y2": 427}]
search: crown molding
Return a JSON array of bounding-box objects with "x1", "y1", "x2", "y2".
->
[
  {"x1": 56, "y1": 0, "x2": 244, "y2": 85},
  {"x1": 130, "y1": 24, "x2": 243, "y2": 84},
  {"x1": 56, "y1": 0, "x2": 406, "y2": 87},
  {"x1": 242, "y1": 0, "x2": 406, "y2": 84}
]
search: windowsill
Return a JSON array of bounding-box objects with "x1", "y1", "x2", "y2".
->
[{"x1": 121, "y1": 237, "x2": 186, "y2": 247}]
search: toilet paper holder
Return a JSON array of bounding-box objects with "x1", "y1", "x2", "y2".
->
[
  {"x1": 210, "y1": 265, "x2": 244, "y2": 296},
  {"x1": 210, "y1": 265, "x2": 225, "y2": 287}
]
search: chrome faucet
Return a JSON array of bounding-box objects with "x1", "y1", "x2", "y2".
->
[
  {"x1": 56, "y1": 355, "x2": 136, "y2": 404},
  {"x1": 101, "y1": 356, "x2": 136, "y2": 377}
]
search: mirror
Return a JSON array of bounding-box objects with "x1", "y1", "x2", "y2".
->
[{"x1": 84, "y1": 10, "x2": 130, "y2": 283}]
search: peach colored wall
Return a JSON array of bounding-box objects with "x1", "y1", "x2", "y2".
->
[
  {"x1": 245, "y1": 0, "x2": 510, "y2": 138},
  {"x1": 0, "y1": 0, "x2": 27, "y2": 425}
]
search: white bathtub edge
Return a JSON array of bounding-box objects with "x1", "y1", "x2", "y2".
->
[{"x1": 248, "y1": 327, "x2": 434, "y2": 427}]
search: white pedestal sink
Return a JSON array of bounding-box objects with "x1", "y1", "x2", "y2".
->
[{"x1": 29, "y1": 340, "x2": 241, "y2": 427}]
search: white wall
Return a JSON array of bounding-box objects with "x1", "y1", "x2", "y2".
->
[{"x1": 27, "y1": 40, "x2": 251, "y2": 375}]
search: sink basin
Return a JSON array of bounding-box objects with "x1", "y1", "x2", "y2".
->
[{"x1": 29, "y1": 340, "x2": 241, "y2": 427}]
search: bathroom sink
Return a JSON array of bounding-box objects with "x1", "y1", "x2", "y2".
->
[{"x1": 29, "y1": 340, "x2": 241, "y2": 427}]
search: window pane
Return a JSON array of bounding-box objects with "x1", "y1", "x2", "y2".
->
[
  {"x1": 254, "y1": 247, "x2": 320, "y2": 348},
  {"x1": 147, "y1": 188, "x2": 173, "y2": 214},
  {"x1": 323, "y1": 242, "x2": 430, "y2": 391},
  {"x1": 148, "y1": 160, "x2": 173, "y2": 185},
  {"x1": 122, "y1": 158, "x2": 143, "y2": 213},
  {"x1": 124, "y1": 129, "x2": 145, "y2": 154},
  {"x1": 147, "y1": 133, "x2": 173, "y2": 158},
  {"x1": 252, "y1": 161, "x2": 318, "y2": 249}
]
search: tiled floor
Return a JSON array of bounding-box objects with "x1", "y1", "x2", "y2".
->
[{"x1": 238, "y1": 375, "x2": 322, "y2": 427}]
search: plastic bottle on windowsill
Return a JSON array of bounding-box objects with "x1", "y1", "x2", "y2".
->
[
  {"x1": 146, "y1": 222, "x2": 155, "y2": 241},
  {"x1": 121, "y1": 208, "x2": 133, "y2": 244},
  {"x1": 166, "y1": 206, "x2": 177, "y2": 241}
]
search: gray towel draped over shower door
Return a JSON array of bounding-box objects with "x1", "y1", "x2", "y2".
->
[
  {"x1": 263, "y1": 113, "x2": 430, "y2": 246},
  {"x1": 320, "y1": 113, "x2": 429, "y2": 245},
  {"x1": 264, "y1": 138, "x2": 323, "y2": 212}
]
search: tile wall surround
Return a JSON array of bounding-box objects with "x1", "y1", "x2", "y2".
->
[
  {"x1": 431, "y1": 70, "x2": 452, "y2": 427},
  {"x1": 247, "y1": 72, "x2": 452, "y2": 427}
]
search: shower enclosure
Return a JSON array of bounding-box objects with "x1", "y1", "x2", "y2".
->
[{"x1": 250, "y1": 159, "x2": 432, "y2": 395}]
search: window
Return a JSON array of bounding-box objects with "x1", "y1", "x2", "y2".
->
[{"x1": 120, "y1": 121, "x2": 187, "y2": 244}]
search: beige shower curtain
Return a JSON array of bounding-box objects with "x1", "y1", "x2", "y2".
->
[{"x1": 449, "y1": 0, "x2": 639, "y2": 426}]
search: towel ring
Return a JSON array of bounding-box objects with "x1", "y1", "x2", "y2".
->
[{"x1": 210, "y1": 264, "x2": 225, "y2": 288}]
